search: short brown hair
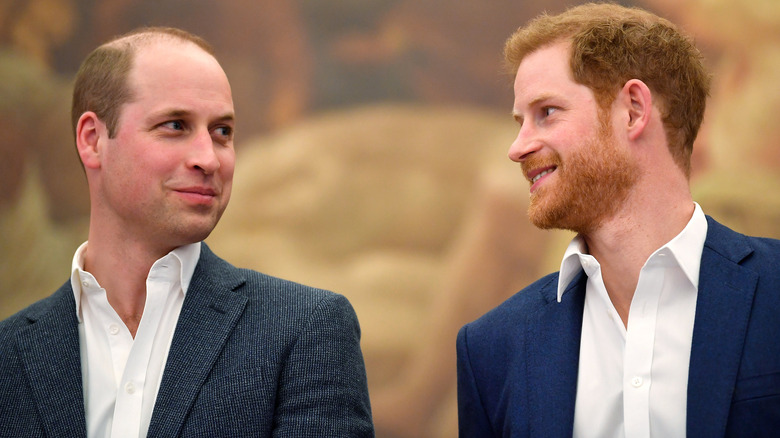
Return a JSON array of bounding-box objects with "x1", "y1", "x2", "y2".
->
[
  {"x1": 504, "y1": 2, "x2": 711, "y2": 177},
  {"x1": 71, "y1": 27, "x2": 215, "y2": 139}
]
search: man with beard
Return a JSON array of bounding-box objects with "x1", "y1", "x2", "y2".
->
[
  {"x1": 0, "y1": 27, "x2": 373, "y2": 437},
  {"x1": 456, "y1": 3, "x2": 780, "y2": 437}
]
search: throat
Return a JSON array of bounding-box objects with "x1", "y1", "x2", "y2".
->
[{"x1": 601, "y1": 268, "x2": 638, "y2": 329}]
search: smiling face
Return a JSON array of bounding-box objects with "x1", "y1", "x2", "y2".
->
[
  {"x1": 508, "y1": 41, "x2": 638, "y2": 234},
  {"x1": 92, "y1": 39, "x2": 235, "y2": 251}
]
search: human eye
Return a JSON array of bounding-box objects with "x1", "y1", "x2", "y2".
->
[
  {"x1": 215, "y1": 126, "x2": 232, "y2": 136},
  {"x1": 160, "y1": 120, "x2": 185, "y2": 131},
  {"x1": 211, "y1": 125, "x2": 234, "y2": 144},
  {"x1": 535, "y1": 106, "x2": 560, "y2": 126}
]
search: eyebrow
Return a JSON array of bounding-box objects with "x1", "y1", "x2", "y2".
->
[
  {"x1": 512, "y1": 92, "x2": 557, "y2": 119},
  {"x1": 213, "y1": 113, "x2": 235, "y2": 125},
  {"x1": 150, "y1": 109, "x2": 235, "y2": 124},
  {"x1": 527, "y1": 93, "x2": 557, "y2": 109}
]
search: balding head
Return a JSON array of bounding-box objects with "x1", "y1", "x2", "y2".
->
[{"x1": 71, "y1": 27, "x2": 215, "y2": 139}]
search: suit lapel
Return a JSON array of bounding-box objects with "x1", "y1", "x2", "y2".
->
[
  {"x1": 527, "y1": 272, "x2": 586, "y2": 438},
  {"x1": 687, "y1": 217, "x2": 757, "y2": 437},
  {"x1": 16, "y1": 285, "x2": 87, "y2": 438},
  {"x1": 146, "y1": 245, "x2": 248, "y2": 438}
]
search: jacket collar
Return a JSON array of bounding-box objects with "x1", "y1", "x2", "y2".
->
[
  {"x1": 15, "y1": 244, "x2": 248, "y2": 438},
  {"x1": 146, "y1": 243, "x2": 248, "y2": 437},
  {"x1": 16, "y1": 285, "x2": 87, "y2": 437},
  {"x1": 527, "y1": 271, "x2": 586, "y2": 437},
  {"x1": 686, "y1": 216, "x2": 757, "y2": 436},
  {"x1": 526, "y1": 216, "x2": 757, "y2": 437}
]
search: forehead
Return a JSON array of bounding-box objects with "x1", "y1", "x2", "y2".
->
[
  {"x1": 513, "y1": 41, "x2": 588, "y2": 107},
  {"x1": 127, "y1": 40, "x2": 233, "y2": 110}
]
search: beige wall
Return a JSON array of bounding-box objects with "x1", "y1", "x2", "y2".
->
[{"x1": 2, "y1": 1, "x2": 779, "y2": 436}]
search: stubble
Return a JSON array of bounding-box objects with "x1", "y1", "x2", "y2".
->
[{"x1": 524, "y1": 120, "x2": 639, "y2": 234}]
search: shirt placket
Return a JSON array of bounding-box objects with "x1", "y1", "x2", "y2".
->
[
  {"x1": 623, "y1": 261, "x2": 664, "y2": 438},
  {"x1": 110, "y1": 269, "x2": 172, "y2": 438}
]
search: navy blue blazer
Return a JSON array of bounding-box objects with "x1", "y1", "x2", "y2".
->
[
  {"x1": 457, "y1": 217, "x2": 780, "y2": 437},
  {"x1": 0, "y1": 244, "x2": 374, "y2": 437}
]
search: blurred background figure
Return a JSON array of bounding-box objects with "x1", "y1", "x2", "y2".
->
[{"x1": 2, "y1": 0, "x2": 779, "y2": 436}]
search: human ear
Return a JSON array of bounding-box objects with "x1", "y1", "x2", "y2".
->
[
  {"x1": 619, "y1": 79, "x2": 652, "y2": 141},
  {"x1": 75, "y1": 112, "x2": 104, "y2": 170}
]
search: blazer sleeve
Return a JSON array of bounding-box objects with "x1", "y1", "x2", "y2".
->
[
  {"x1": 272, "y1": 292, "x2": 374, "y2": 437},
  {"x1": 457, "y1": 324, "x2": 495, "y2": 437}
]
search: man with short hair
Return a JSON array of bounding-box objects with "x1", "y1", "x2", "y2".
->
[
  {"x1": 456, "y1": 4, "x2": 780, "y2": 437},
  {"x1": 0, "y1": 27, "x2": 374, "y2": 437}
]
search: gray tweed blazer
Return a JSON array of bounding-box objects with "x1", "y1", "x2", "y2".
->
[{"x1": 0, "y1": 244, "x2": 374, "y2": 437}]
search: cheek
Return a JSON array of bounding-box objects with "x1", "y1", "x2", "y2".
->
[
  {"x1": 110, "y1": 137, "x2": 164, "y2": 171},
  {"x1": 219, "y1": 150, "x2": 236, "y2": 179},
  {"x1": 558, "y1": 125, "x2": 602, "y2": 157}
]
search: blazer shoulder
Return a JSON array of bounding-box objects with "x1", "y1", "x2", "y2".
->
[
  {"x1": 0, "y1": 282, "x2": 72, "y2": 335},
  {"x1": 188, "y1": 247, "x2": 372, "y2": 436},
  {"x1": 198, "y1": 243, "x2": 343, "y2": 304},
  {"x1": 704, "y1": 216, "x2": 780, "y2": 270},
  {"x1": 464, "y1": 271, "x2": 560, "y2": 335},
  {"x1": 237, "y1": 265, "x2": 349, "y2": 314},
  {"x1": 197, "y1": 244, "x2": 356, "y2": 328},
  {"x1": 744, "y1": 235, "x2": 780, "y2": 264}
]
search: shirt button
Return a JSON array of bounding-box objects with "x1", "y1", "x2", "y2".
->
[
  {"x1": 631, "y1": 376, "x2": 644, "y2": 388},
  {"x1": 108, "y1": 324, "x2": 120, "y2": 335},
  {"x1": 125, "y1": 382, "x2": 136, "y2": 394},
  {"x1": 81, "y1": 280, "x2": 89, "y2": 288}
]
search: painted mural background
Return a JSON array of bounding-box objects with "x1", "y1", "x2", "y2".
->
[{"x1": 2, "y1": 1, "x2": 779, "y2": 436}]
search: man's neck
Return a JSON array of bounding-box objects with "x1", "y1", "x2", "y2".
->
[
  {"x1": 581, "y1": 192, "x2": 695, "y2": 327},
  {"x1": 83, "y1": 233, "x2": 177, "y2": 337}
]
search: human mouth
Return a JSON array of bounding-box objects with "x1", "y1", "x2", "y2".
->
[
  {"x1": 525, "y1": 165, "x2": 557, "y2": 190},
  {"x1": 178, "y1": 186, "x2": 217, "y2": 195},
  {"x1": 174, "y1": 186, "x2": 219, "y2": 204},
  {"x1": 531, "y1": 168, "x2": 555, "y2": 184}
]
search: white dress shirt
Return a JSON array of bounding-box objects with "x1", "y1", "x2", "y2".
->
[
  {"x1": 71, "y1": 242, "x2": 200, "y2": 438},
  {"x1": 557, "y1": 203, "x2": 708, "y2": 438}
]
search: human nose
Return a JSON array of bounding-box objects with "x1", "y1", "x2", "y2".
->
[
  {"x1": 188, "y1": 129, "x2": 220, "y2": 174},
  {"x1": 507, "y1": 124, "x2": 542, "y2": 162}
]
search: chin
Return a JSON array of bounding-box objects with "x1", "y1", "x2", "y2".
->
[
  {"x1": 527, "y1": 200, "x2": 598, "y2": 234},
  {"x1": 170, "y1": 220, "x2": 219, "y2": 245},
  {"x1": 527, "y1": 193, "x2": 565, "y2": 230}
]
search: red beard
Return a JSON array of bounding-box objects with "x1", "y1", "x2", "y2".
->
[{"x1": 522, "y1": 121, "x2": 639, "y2": 234}]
